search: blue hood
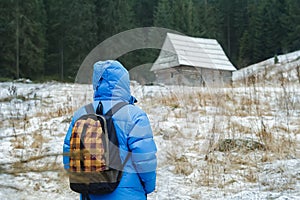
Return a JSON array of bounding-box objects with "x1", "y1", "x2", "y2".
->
[{"x1": 92, "y1": 60, "x2": 135, "y2": 102}]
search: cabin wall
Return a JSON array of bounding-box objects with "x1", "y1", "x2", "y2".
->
[{"x1": 154, "y1": 66, "x2": 233, "y2": 86}]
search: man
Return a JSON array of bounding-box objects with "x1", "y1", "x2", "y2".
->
[{"x1": 63, "y1": 60, "x2": 157, "y2": 199}]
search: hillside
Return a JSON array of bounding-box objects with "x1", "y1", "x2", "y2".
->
[
  {"x1": 0, "y1": 58, "x2": 299, "y2": 199},
  {"x1": 233, "y1": 50, "x2": 300, "y2": 84}
]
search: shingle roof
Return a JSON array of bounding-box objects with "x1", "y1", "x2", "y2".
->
[{"x1": 151, "y1": 33, "x2": 236, "y2": 71}]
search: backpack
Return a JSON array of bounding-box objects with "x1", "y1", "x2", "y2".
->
[{"x1": 68, "y1": 101, "x2": 129, "y2": 196}]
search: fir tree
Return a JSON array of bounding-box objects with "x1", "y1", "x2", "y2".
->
[
  {"x1": 282, "y1": 0, "x2": 300, "y2": 52},
  {"x1": 0, "y1": 0, "x2": 46, "y2": 79},
  {"x1": 45, "y1": 0, "x2": 97, "y2": 81},
  {"x1": 96, "y1": 0, "x2": 134, "y2": 42},
  {"x1": 0, "y1": 0, "x2": 16, "y2": 78},
  {"x1": 154, "y1": 0, "x2": 173, "y2": 29}
]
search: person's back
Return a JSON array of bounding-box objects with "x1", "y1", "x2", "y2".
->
[{"x1": 63, "y1": 60, "x2": 157, "y2": 200}]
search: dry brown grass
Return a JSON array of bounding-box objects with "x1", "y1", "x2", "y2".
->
[
  {"x1": 150, "y1": 74, "x2": 298, "y2": 194},
  {"x1": 1, "y1": 76, "x2": 298, "y2": 198}
]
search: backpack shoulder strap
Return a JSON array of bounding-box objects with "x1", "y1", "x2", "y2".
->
[
  {"x1": 105, "y1": 102, "x2": 128, "y2": 116},
  {"x1": 84, "y1": 103, "x2": 95, "y2": 114}
]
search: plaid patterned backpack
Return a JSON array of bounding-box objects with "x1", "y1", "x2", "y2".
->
[{"x1": 68, "y1": 102, "x2": 129, "y2": 196}]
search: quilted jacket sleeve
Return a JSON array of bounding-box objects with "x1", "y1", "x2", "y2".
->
[
  {"x1": 127, "y1": 110, "x2": 157, "y2": 194},
  {"x1": 63, "y1": 118, "x2": 75, "y2": 169}
]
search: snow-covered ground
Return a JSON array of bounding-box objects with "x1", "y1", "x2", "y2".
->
[
  {"x1": 0, "y1": 57, "x2": 300, "y2": 199},
  {"x1": 233, "y1": 50, "x2": 300, "y2": 84}
]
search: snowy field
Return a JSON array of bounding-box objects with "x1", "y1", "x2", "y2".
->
[
  {"x1": 0, "y1": 54, "x2": 300, "y2": 199},
  {"x1": 0, "y1": 81, "x2": 299, "y2": 200}
]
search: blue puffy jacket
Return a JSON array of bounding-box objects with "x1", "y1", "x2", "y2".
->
[{"x1": 63, "y1": 60, "x2": 157, "y2": 200}]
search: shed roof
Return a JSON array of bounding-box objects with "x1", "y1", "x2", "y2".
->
[{"x1": 151, "y1": 33, "x2": 236, "y2": 71}]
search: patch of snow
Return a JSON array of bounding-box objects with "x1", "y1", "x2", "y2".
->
[
  {"x1": 233, "y1": 50, "x2": 300, "y2": 82},
  {"x1": 0, "y1": 62, "x2": 299, "y2": 199}
]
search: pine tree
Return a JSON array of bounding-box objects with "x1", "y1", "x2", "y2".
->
[
  {"x1": 238, "y1": 30, "x2": 253, "y2": 68},
  {"x1": 282, "y1": 0, "x2": 300, "y2": 52},
  {"x1": 195, "y1": 0, "x2": 220, "y2": 39},
  {"x1": 19, "y1": 0, "x2": 47, "y2": 79},
  {"x1": 0, "y1": 0, "x2": 16, "y2": 78},
  {"x1": 64, "y1": 1, "x2": 97, "y2": 79},
  {"x1": 217, "y1": 0, "x2": 241, "y2": 60},
  {"x1": 265, "y1": 0, "x2": 287, "y2": 56},
  {"x1": 0, "y1": 0, "x2": 46, "y2": 79},
  {"x1": 96, "y1": 0, "x2": 134, "y2": 42},
  {"x1": 250, "y1": 1, "x2": 268, "y2": 63},
  {"x1": 171, "y1": 0, "x2": 195, "y2": 35},
  {"x1": 153, "y1": 0, "x2": 173, "y2": 29},
  {"x1": 44, "y1": 0, "x2": 64, "y2": 79},
  {"x1": 232, "y1": 0, "x2": 249, "y2": 65},
  {"x1": 2, "y1": 0, "x2": 298, "y2": 81},
  {"x1": 133, "y1": 0, "x2": 158, "y2": 27},
  {"x1": 249, "y1": 0, "x2": 288, "y2": 63},
  {"x1": 237, "y1": 0, "x2": 255, "y2": 67},
  {"x1": 45, "y1": 0, "x2": 97, "y2": 81}
]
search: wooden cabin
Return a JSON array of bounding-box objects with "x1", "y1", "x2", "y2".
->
[{"x1": 151, "y1": 33, "x2": 236, "y2": 86}]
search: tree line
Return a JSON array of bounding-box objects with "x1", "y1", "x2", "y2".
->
[{"x1": 0, "y1": 0, "x2": 299, "y2": 81}]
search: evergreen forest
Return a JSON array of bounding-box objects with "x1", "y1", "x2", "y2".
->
[{"x1": 0, "y1": 0, "x2": 299, "y2": 81}]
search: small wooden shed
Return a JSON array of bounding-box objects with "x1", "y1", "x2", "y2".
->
[{"x1": 151, "y1": 33, "x2": 237, "y2": 86}]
